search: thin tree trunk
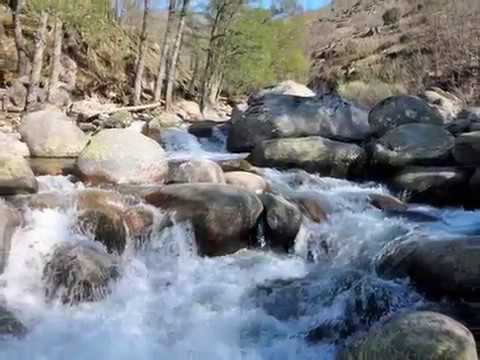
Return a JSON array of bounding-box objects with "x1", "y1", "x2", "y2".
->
[
  {"x1": 25, "y1": 11, "x2": 49, "y2": 111},
  {"x1": 165, "y1": 0, "x2": 190, "y2": 110},
  {"x1": 12, "y1": 0, "x2": 29, "y2": 77},
  {"x1": 188, "y1": 52, "x2": 199, "y2": 95},
  {"x1": 132, "y1": 0, "x2": 151, "y2": 105},
  {"x1": 153, "y1": 0, "x2": 177, "y2": 103},
  {"x1": 47, "y1": 17, "x2": 63, "y2": 103}
]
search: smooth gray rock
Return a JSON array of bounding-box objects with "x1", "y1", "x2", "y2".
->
[
  {"x1": 227, "y1": 94, "x2": 371, "y2": 152},
  {"x1": 77, "y1": 129, "x2": 168, "y2": 185},
  {"x1": 453, "y1": 131, "x2": 480, "y2": 165},
  {"x1": 0, "y1": 154, "x2": 38, "y2": 195},
  {"x1": 337, "y1": 311, "x2": 477, "y2": 360},
  {"x1": 248, "y1": 136, "x2": 367, "y2": 178},
  {"x1": 20, "y1": 110, "x2": 87, "y2": 157},
  {"x1": 369, "y1": 95, "x2": 442, "y2": 136},
  {"x1": 373, "y1": 124, "x2": 454, "y2": 167}
]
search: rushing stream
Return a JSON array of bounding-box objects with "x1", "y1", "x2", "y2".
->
[{"x1": 1, "y1": 128, "x2": 479, "y2": 359}]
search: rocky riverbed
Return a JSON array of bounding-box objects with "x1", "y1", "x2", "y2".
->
[{"x1": 1, "y1": 82, "x2": 480, "y2": 359}]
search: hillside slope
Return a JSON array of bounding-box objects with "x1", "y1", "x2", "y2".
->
[{"x1": 307, "y1": 0, "x2": 480, "y2": 108}]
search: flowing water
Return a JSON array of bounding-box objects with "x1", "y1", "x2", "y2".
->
[{"x1": 1, "y1": 129, "x2": 479, "y2": 359}]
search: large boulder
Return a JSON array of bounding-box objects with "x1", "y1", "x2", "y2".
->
[
  {"x1": 168, "y1": 159, "x2": 225, "y2": 184},
  {"x1": 369, "y1": 95, "x2": 443, "y2": 136},
  {"x1": 77, "y1": 129, "x2": 168, "y2": 185},
  {"x1": 391, "y1": 166, "x2": 471, "y2": 205},
  {"x1": 453, "y1": 131, "x2": 480, "y2": 165},
  {"x1": 227, "y1": 94, "x2": 371, "y2": 152},
  {"x1": 43, "y1": 243, "x2": 119, "y2": 305},
  {"x1": 337, "y1": 311, "x2": 477, "y2": 360},
  {"x1": 75, "y1": 190, "x2": 128, "y2": 255},
  {"x1": 377, "y1": 236, "x2": 480, "y2": 301},
  {"x1": 0, "y1": 132, "x2": 30, "y2": 157},
  {"x1": 260, "y1": 193, "x2": 302, "y2": 252},
  {"x1": 0, "y1": 154, "x2": 38, "y2": 195},
  {"x1": 144, "y1": 184, "x2": 263, "y2": 256},
  {"x1": 248, "y1": 136, "x2": 367, "y2": 178},
  {"x1": 372, "y1": 124, "x2": 455, "y2": 167},
  {"x1": 19, "y1": 110, "x2": 87, "y2": 157},
  {"x1": 0, "y1": 201, "x2": 21, "y2": 273},
  {"x1": 224, "y1": 171, "x2": 268, "y2": 193}
]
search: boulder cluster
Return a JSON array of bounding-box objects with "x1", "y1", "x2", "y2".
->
[{"x1": 228, "y1": 91, "x2": 480, "y2": 206}]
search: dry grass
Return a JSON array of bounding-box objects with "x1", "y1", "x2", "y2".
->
[{"x1": 338, "y1": 79, "x2": 406, "y2": 108}]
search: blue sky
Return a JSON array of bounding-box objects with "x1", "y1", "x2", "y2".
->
[
  {"x1": 261, "y1": 0, "x2": 330, "y2": 10},
  {"x1": 152, "y1": 0, "x2": 331, "y2": 11}
]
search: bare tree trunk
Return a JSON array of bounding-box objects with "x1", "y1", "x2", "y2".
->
[
  {"x1": 188, "y1": 52, "x2": 199, "y2": 95},
  {"x1": 132, "y1": 0, "x2": 151, "y2": 105},
  {"x1": 12, "y1": 0, "x2": 29, "y2": 77},
  {"x1": 153, "y1": 0, "x2": 177, "y2": 103},
  {"x1": 47, "y1": 17, "x2": 63, "y2": 103},
  {"x1": 165, "y1": 0, "x2": 190, "y2": 110},
  {"x1": 25, "y1": 12, "x2": 49, "y2": 111}
]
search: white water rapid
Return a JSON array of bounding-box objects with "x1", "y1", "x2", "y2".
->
[{"x1": 1, "y1": 130, "x2": 479, "y2": 360}]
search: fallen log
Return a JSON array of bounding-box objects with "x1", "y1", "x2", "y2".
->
[{"x1": 84, "y1": 101, "x2": 163, "y2": 121}]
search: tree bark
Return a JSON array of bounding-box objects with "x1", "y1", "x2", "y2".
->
[
  {"x1": 47, "y1": 17, "x2": 63, "y2": 103},
  {"x1": 153, "y1": 0, "x2": 177, "y2": 103},
  {"x1": 12, "y1": 0, "x2": 29, "y2": 77},
  {"x1": 165, "y1": 0, "x2": 190, "y2": 110},
  {"x1": 25, "y1": 11, "x2": 49, "y2": 112},
  {"x1": 132, "y1": 0, "x2": 151, "y2": 105}
]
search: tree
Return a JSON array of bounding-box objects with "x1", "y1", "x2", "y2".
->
[
  {"x1": 47, "y1": 17, "x2": 63, "y2": 102},
  {"x1": 133, "y1": 0, "x2": 151, "y2": 105},
  {"x1": 11, "y1": 0, "x2": 29, "y2": 76},
  {"x1": 200, "y1": 0, "x2": 244, "y2": 111},
  {"x1": 165, "y1": 0, "x2": 191, "y2": 110},
  {"x1": 153, "y1": 0, "x2": 177, "y2": 103},
  {"x1": 25, "y1": 11, "x2": 49, "y2": 111}
]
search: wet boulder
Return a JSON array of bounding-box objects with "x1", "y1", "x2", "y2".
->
[
  {"x1": 144, "y1": 184, "x2": 263, "y2": 256},
  {"x1": 227, "y1": 94, "x2": 371, "y2": 152},
  {"x1": 453, "y1": 131, "x2": 480, "y2": 165},
  {"x1": 372, "y1": 124, "x2": 454, "y2": 167},
  {"x1": 377, "y1": 236, "x2": 480, "y2": 302},
  {"x1": 260, "y1": 193, "x2": 302, "y2": 252},
  {"x1": 19, "y1": 110, "x2": 87, "y2": 157},
  {"x1": 369, "y1": 95, "x2": 443, "y2": 136},
  {"x1": 337, "y1": 311, "x2": 477, "y2": 360},
  {"x1": 77, "y1": 129, "x2": 168, "y2": 185},
  {"x1": 224, "y1": 171, "x2": 268, "y2": 194},
  {"x1": 0, "y1": 201, "x2": 21, "y2": 273},
  {"x1": 0, "y1": 132, "x2": 30, "y2": 157},
  {"x1": 291, "y1": 193, "x2": 330, "y2": 223},
  {"x1": 169, "y1": 159, "x2": 225, "y2": 184},
  {"x1": 391, "y1": 166, "x2": 471, "y2": 205},
  {"x1": 75, "y1": 190, "x2": 128, "y2": 255},
  {"x1": 0, "y1": 154, "x2": 38, "y2": 195},
  {"x1": 248, "y1": 136, "x2": 366, "y2": 178},
  {"x1": 368, "y1": 193, "x2": 407, "y2": 212},
  {"x1": 0, "y1": 306, "x2": 27, "y2": 338},
  {"x1": 124, "y1": 205, "x2": 155, "y2": 248},
  {"x1": 43, "y1": 243, "x2": 119, "y2": 305}
]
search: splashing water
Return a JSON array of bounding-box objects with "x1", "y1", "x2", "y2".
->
[{"x1": 1, "y1": 163, "x2": 479, "y2": 359}]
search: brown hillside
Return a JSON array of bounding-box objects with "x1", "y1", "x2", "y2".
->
[{"x1": 307, "y1": 0, "x2": 480, "y2": 108}]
